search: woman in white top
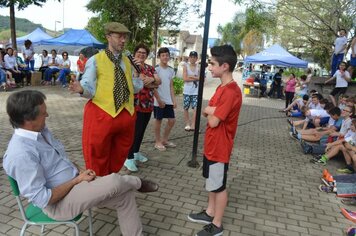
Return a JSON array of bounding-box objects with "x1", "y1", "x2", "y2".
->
[
  {"x1": 57, "y1": 51, "x2": 71, "y2": 88},
  {"x1": 4, "y1": 47, "x2": 23, "y2": 86},
  {"x1": 39, "y1": 50, "x2": 49, "y2": 81},
  {"x1": 22, "y1": 39, "x2": 35, "y2": 71},
  {"x1": 0, "y1": 51, "x2": 16, "y2": 88}
]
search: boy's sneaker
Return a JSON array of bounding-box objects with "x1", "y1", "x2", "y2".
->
[
  {"x1": 196, "y1": 223, "x2": 223, "y2": 236},
  {"x1": 287, "y1": 118, "x2": 293, "y2": 126},
  {"x1": 188, "y1": 210, "x2": 214, "y2": 224},
  {"x1": 312, "y1": 156, "x2": 327, "y2": 165},
  {"x1": 124, "y1": 159, "x2": 138, "y2": 172},
  {"x1": 134, "y1": 152, "x2": 148, "y2": 163},
  {"x1": 337, "y1": 168, "x2": 354, "y2": 174},
  {"x1": 318, "y1": 184, "x2": 335, "y2": 193},
  {"x1": 289, "y1": 132, "x2": 299, "y2": 141}
]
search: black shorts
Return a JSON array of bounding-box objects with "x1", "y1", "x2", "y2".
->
[
  {"x1": 153, "y1": 105, "x2": 175, "y2": 120},
  {"x1": 330, "y1": 87, "x2": 347, "y2": 96},
  {"x1": 203, "y1": 156, "x2": 229, "y2": 192}
]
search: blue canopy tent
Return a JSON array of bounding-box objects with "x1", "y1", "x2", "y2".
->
[
  {"x1": 10, "y1": 27, "x2": 53, "y2": 46},
  {"x1": 40, "y1": 29, "x2": 105, "y2": 49},
  {"x1": 245, "y1": 44, "x2": 308, "y2": 68},
  {"x1": 36, "y1": 29, "x2": 105, "y2": 55}
]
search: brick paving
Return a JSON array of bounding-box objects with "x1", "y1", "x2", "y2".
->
[{"x1": 0, "y1": 73, "x2": 354, "y2": 235}]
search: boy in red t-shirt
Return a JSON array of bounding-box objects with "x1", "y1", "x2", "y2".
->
[{"x1": 188, "y1": 45, "x2": 242, "y2": 236}]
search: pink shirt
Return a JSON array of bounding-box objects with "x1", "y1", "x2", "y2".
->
[{"x1": 285, "y1": 78, "x2": 297, "y2": 92}]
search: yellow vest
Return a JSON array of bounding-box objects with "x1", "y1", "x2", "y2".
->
[{"x1": 92, "y1": 51, "x2": 134, "y2": 117}]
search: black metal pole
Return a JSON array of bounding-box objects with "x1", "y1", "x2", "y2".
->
[{"x1": 187, "y1": 0, "x2": 212, "y2": 168}]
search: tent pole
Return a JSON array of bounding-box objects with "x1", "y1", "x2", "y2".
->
[{"x1": 187, "y1": 0, "x2": 212, "y2": 168}]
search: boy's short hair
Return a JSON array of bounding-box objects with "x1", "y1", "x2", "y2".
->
[
  {"x1": 300, "y1": 75, "x2": 307, "y2": 81},
  {"x1": 210, "y1": 45, "x2": 237, "y2": 72},
  {"x1": 324, "y1": 102, "x2": 334, "y2": 112},
  {"x1": 302, "y1": 95, "x2": 309, "y2": 101},
  {"x1": 189, "y1": 51, "x2": 198, "y2": 57},
  {"x1": 301, "y1": 106, "x2": 309, "y2": 115},
  {"x1": 310, "y1": 89, "x2": 317, "y2": 94},
  {"x1": 329, "y1": 107, "x2": 341, "y2": 116},
  {"x1": 320, "y1": 98, "x2": 329, "y2": 104},
  {"x1": 312, "y1": 94, "x2": 323, "y2": 100},
  {"x1": 348, "y1": 105, "x2": 355, "y2": 116},
  {"x1": 157, "y1": 47, "x2": 170, "y2": 57},
  {"x1": 340, "y1": 94, "x2": 349, "y2": 99}
]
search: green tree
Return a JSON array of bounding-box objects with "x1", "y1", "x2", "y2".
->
[
  {"x1": 87, "y1": 0, "x2": 155, "y2": 52},
  {"x1": 86, "y1": 0, "x2": 203, "y2": 65},
  {"x1": 230, "y1": 0, "x2": 356, "y2": 69},
  {"x1": 276, "y1": 0, "x2": 355, "y2": 69},
  {"x1": 0, "y1": 0, "x2": 57, "y2": 49},
  {"x1": 216, "y1": 5, "x2": 276, "y2": 57},
  {"x1": 216, "y1": 13, "x2": 246, "y2": 56}
]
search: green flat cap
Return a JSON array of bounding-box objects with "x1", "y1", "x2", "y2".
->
[{"x1": 104, "y1": 22, "x2": 131, "y2": 34}]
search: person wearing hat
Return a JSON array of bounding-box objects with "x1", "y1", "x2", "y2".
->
[
  {"x1": 69, "y1": 22, "x2": 143, "y2": 176},
  {"x1": 183, "y1": 51, "x2": 200, "y2": 131}
]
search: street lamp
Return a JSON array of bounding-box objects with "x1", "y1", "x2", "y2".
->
[{"x1": 54, "y1": 20, "x2": 61, "y2": 36}]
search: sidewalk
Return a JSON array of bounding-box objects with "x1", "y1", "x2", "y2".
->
[{"x1": 0, "y1": 72, "x2": 352, "y2": 235}]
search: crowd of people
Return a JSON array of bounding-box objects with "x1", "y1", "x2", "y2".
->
[
  {"x1": 284, "y1": 62, "x2": 356, "y2": 233},
  {"x1": 3, "y1": 22, "x2": 356, "y2": 235},
  {"x1": 0, "y1": 39, "x2": 89, "y2": 91},
  {"x1": 2, "y1": 22, "x2": 243, "y2": 236}
]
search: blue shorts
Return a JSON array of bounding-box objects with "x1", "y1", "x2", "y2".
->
[
  {"x1": 183, "y1": 94, "x2": 198, "y2": 110},
  {"x1": 351, "y1": 55, "x2": 356, "y2": 67},
  {"x1": 153, "y1": 105, "x2": 175, "y2": 120},
  {"x1": 319, "y1": 117, "x2": 330, "y2": 126}
]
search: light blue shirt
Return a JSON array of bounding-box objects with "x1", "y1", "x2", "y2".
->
[
  {"x1": 3, "y1": 127, "x2": 78, "y2": 208},
  {"x1": 80, "y1": 54, "x2": 143, "y2": 99}
]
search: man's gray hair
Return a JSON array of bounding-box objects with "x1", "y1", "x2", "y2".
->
[{"x1": 6, "y1": 90, "x2": 46, "y2": 128}]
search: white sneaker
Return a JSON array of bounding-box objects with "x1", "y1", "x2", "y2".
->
[
  {"x1": 134, "y1": 153, "x2": 148, "y2": 163},
  {"x1": 124, "y1": 159, "x2": 138, "y2": 172}
]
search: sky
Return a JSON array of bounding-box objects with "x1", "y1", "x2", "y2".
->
[{"x1": 0, "y1": 0, "x2": 242, "y2": 38}]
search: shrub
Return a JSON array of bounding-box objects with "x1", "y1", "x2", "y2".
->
[{"x1": 173, "y1": 77, "x2": 184, "y2": 95}]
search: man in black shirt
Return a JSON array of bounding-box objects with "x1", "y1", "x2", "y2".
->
[{"x1": 268, "y1": 69, "x2": 284, "y2": 98}]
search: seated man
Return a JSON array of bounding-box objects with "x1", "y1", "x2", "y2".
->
[{"x1": 3, "y1": 90, "x2": 158, "y2": 236}]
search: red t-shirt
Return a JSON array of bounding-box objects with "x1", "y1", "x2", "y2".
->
[
  {"x1": 77, "y1": 58, "x2": 88, "y2": 73},
  {"x1": 134, "y1": 64, "x2": 156, "y2": 113},
  {"x1": 204, "y1": 81, "x2": 242, "y2": 163}
]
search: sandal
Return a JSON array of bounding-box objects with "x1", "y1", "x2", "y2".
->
[
  {"x1": 154, "y1": 144, "x2": 166, "y2": 151},
  {"x1": 163, "y1": 141, "x2": 176, "y2": 148},
  {"x1": 185, "y1": 125, "x2": 191, "y2": 131}
]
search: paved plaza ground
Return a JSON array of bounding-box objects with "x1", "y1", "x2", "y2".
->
[{"x1": 0, "y1": 72, "x2": 354, "y2": 235}]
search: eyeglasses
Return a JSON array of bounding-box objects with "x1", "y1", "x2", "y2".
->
[{"x1": 109, "y1": 33, "x2": 128, "y2": 40}]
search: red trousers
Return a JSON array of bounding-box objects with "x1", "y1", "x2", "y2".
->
[{"x1": 82, "y1": 101, "x2": 136, "y2": 176}]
